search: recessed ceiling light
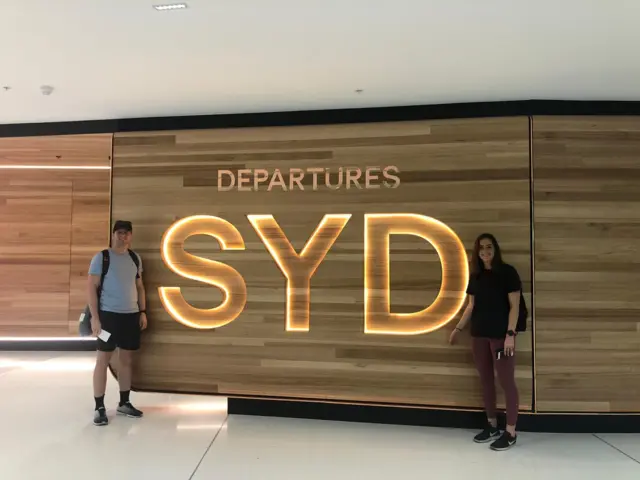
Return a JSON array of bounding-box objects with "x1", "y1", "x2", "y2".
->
[{"x1": 153, "y1": 3, "x2": 188, "y2": 11}]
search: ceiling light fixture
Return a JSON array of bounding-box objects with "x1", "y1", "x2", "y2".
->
[{"x1": 153, "y1": 3, "x2": 188, "y2": 10}]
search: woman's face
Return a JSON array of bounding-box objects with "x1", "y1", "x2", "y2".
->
[{"x1": 478, "y1": 237, "x2": 495, "y2": 265}]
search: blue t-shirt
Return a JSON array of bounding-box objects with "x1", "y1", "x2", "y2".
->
[{"x1": 89, "y1": 249, "x2": 143, "y2": 314}]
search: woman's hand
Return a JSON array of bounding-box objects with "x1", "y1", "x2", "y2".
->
[
  {"x1": 449, "y1": 328, "x2": 461, "y2": 345},
  {"x1": 504, "y1": 335, "x2": 516, "y2": 356}
]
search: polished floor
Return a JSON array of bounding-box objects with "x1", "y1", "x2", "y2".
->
[{"x1": 1, "y1": 351, "x2": 640, "y2": 479}]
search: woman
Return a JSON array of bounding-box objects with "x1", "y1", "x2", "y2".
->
[{"x1": 449, "y1": 233, "x2": 522, "y2": 451}]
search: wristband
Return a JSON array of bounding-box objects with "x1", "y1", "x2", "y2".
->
[
  {"x1": 139, "y1": 310, "x2": 146, "y2": 314},
  {"x1": 455, "y1": 327, "x2": 462, "y2": 332}
]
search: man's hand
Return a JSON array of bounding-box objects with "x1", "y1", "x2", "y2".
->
[
  {"x1": 140, "y1": 312, "x2": 148, "y2": 331},
  {"x1": 91, "y1": 316, "x2": 101, "y2": 337}
]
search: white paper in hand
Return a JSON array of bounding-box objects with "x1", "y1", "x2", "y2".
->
[{"x1": 98, "y1": 329, "x2": 111, "y2": 342}]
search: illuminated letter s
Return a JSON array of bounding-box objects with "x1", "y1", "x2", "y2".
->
[
  {"x1": 364, "y1": 214, "x2": 468, "y2": 335},
  {"x1": 159, "y1": 215, "x2": 247, "y2": 329}
]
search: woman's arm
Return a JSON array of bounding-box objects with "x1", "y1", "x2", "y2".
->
[
  {"x1": 454, "y1": 295, "x2": 474, "y2": 331},
  {"x1": 507, "y1": 291, "x2": 520, "y2": 332}
]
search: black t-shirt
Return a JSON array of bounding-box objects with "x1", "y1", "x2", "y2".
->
[{"x1": 466, "y1": 263, "x2": 522, "y2": 339}]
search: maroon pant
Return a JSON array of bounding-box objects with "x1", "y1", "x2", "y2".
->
[{"x1": 471, "y1": 337, "x2": 519, "y2": 426}]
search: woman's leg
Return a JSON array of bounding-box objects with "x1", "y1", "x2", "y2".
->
[
  {"x1": 471, "y1": 337, "x2": 497, "y2": 426},
  {"x1": 491, "y1": 338, "x2": 519, "y2": 435}
]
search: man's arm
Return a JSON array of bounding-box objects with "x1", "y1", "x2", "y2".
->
[
  {"x1": 136, "y1": 274, "x2": 148, "y2": 330},
  {"x1": 87, "y1": 275, "x2": 101, "y2": 319},
  {"x1": 136, "y1": 275, "x2": 146, "y2": 312},
  {"x1": 87, "y1": 252, "x2": 103, "y2": 330},
  {"x1": 87, "y1": 274, "x2": 102, "y2": 335}
]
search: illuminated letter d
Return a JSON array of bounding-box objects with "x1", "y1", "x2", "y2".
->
[{"x1": 364, "y1": 214, "x2": 468, "y2": 335}]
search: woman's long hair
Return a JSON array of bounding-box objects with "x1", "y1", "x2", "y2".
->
[{"x1": 471, "y1": 233, "x2": 504, "y2": 276}]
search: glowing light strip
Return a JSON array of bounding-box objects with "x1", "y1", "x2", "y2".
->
[
  {"x1": 0, "y1": 358, "x2": 95, "y2": 371},
  {"x1": 0, "y1": 337, "x2": 94, "y2": 341},
  {"x1": 176, "y1": 424, "x2": 225, "y2": 431},
  {"x1": 0, "y1": 165, "x2": 110, "y2": 170}
]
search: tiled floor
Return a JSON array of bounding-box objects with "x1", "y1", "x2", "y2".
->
[{"x1": 1, "y1": 351, "x2": 640, "y2": 479}]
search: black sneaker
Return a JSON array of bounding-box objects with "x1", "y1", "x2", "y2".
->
[
  {"x1": 473, "y1": 426, "x2": 500, "y2": 443},
  {"x1": 93, "y1": 407, "x2": 108, "y2": 426},
  {"x1": 490, "y1": 431, "x2": 517, "y2": 451},
  {"x1": 117, "y1": 402, "x2": 143, "y2": 418}
]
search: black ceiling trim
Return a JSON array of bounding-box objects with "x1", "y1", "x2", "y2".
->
[
  {"x1": 1, "y1": 100, "x2": 640, "y2": 138},
  {"x1": 0, "y1": 119, "x2": 118, "y2": 138}
]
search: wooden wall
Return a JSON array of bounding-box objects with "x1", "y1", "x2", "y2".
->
[
  {"x1": 112, "y1": 118, "x2": 533, "y2": 409},
  {"x1": 0, "y1": 134, "x2": 111, "y2": 336},
  {"x1": 532, "y1": 117, "x2": 640, "y2": 412},
  {"x1": 3, "y1": 114, "x2": 639, "y2": 414}
]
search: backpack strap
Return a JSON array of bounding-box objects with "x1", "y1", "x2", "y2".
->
[
  {"x1": 98, "y1": 249, "x2": 110, "y2": 299},
  {"x1": 128, "y1": 249, "x2": 141, "y2": 279}
]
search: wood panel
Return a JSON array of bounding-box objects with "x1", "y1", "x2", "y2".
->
[
  {"x1": 533, "y1": 117, "x2": 640, "y2": 412},
  {"x1": 113, "y1": 118, "x2": 532, "y2": 409},
  {"x1": 0, "y1": 134, "x2": 111, "y2": 336},
  {"x1": 0, "y1": 134, "x2": 110, "y2": 167}
]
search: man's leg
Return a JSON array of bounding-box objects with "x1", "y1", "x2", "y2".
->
[
  {"x1": 93, "y1": 350, "x2": 114, "y2": 399},
  {"x1": 115, "y1": 313, "x2": 143, "y2": 418},
  {"x1": 118, "y1": 348, "x2": 133, "y2": 402},
  {"x1": 93, "y1": 344, "x2": 115, "y2": 426}
]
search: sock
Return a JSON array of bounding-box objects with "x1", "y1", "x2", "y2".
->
[
  {"x1": 95, "y1": 395, "x2": 105, "y2": 411},
  {"x1": 119, "y1": 390, "x2": 130, "y2": 406}
]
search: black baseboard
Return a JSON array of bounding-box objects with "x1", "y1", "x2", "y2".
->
[
  {"x1": 228, "y1": 397, "x2": 640, "y2": 434},
  {"x1": 0, "y1": 339, "x2": 96, "y2": 351}
]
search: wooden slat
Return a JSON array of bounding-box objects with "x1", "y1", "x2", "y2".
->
[
  {"x1": 114, "y1": 118, "x2": 533, "y2": 409},
  {"x1": 0, "y1": 134, "x2": 111, "y2": 336},
  {"x1": 68, "y1": 173, "x2": 111, "y2": 333},
  {"x1": 0, "y1": 134, "x2": 111, "y2": 167},
  {"x1": 533, "y1": 116, "x2": 640, "y2": 412}
]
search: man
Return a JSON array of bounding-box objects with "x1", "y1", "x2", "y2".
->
[{"x1": 88, "y1": 220, "x2": 147, "y2": 426}]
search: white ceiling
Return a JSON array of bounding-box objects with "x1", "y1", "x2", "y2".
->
[{"x1": 1, "y1": 0, "x2": 639, "y2": 125}]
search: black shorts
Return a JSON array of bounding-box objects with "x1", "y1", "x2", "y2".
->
[{"x1": 97, "y1": 310, "x2": 141, "y2": 352}]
